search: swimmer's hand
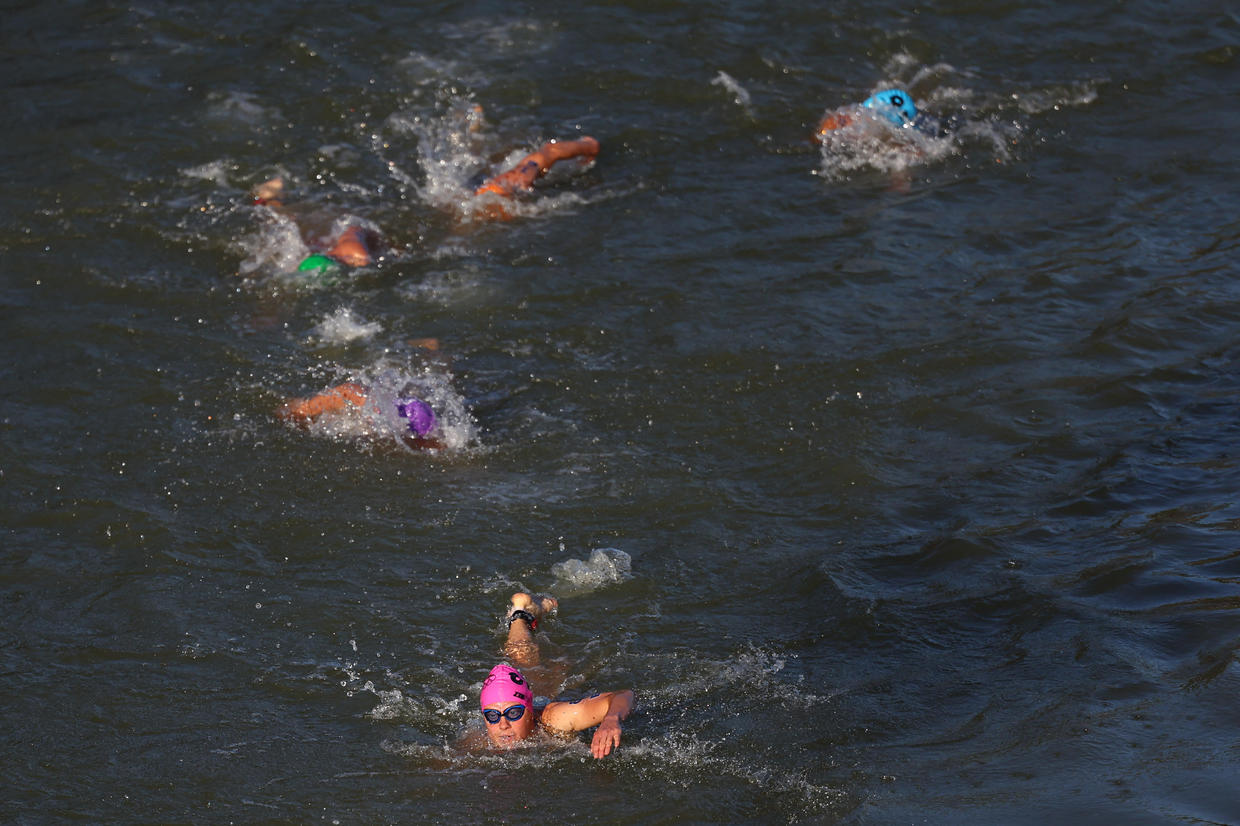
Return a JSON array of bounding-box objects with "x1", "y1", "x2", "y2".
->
[
  {"x1": 541, "y1": 688, "x2": 634, "y2": 759},
  {"x1": 591, "y1": 715, "x2": 623, "y2": 759}
]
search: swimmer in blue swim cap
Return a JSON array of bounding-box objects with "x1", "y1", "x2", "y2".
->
[
  {"x1": 814, "y1": 88, "x2": 949, "y2": 142},
  {"x1": 863, "y1": 89, "x2": 919, "y2": 126}
]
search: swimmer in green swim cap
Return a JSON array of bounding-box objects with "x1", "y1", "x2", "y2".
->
[
  {"x1": 253, "y1": 177, "x2": 378, "y2": 274},
  {"x1": 250, "y1": 113, "x2": 600, "y2": 271}
]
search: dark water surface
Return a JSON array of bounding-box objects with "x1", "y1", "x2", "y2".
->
[{"x1": 4, "y1": 0, "x2": 1240, "y2": 823}]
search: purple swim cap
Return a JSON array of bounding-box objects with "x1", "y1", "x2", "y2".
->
[
  {"x1": 395, "y1": 397, "x2": 436, "y2": 437},
  {"x1": 480, "y1": 663, "x2": 532, "y2": 710}
]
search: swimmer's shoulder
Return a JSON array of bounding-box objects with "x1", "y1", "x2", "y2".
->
[{"x1": 532, "y1": 695, "x2": 571, "y2": 737}]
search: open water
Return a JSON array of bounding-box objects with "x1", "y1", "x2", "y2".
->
[{"x1": 4, "y1": 1, "x2": 1240, "y2": 823}]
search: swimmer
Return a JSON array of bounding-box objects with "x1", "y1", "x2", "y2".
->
[
  {"x1": 278, "y1": 378, "x2": 443, "y2": 449},
  {"x1": 813, "y1": 88, "x2": 950, "y2": 143},
  {"x1": 480, "y1": 592, "x2": 634, "y2": 759},
  {"x1": 252, "y1": 177, "x2": 380, "y2": 276}
]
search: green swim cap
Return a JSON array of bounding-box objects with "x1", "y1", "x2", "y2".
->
[{"x1": 297, "y1": 254, "x2": 342, "y2": 274}]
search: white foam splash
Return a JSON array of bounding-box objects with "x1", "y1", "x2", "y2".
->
[
  {"x1": 550, "y1": 548, "x2": 632, "y2": 595},
  {"x1": 204, "y1": 90, "x2": 280, "y2": 127},
  {"x1": 816, "y1": 107, "x2": 945, "y2": 180},
  {"x1": 711, "y1": 70, "x2": 753, "y2": 109},
  {"x1": 363, "y1": 685, "x2": 413, "y2": 720},
  {"x1": 237, "y1": 210, "x2": 309, "y2": 277},
  {"x1": 236, "y1": 207, "x2": 383, "y2": 287},
  {"x1": 180, "y1": 160, "x2": 231, "y2": 186},
  {"x1": 311, "y1": 307, "x2": 382, "y2": 344},
  {"x1": 626, "y1": 730, "x2": 846, "y2": 815}
]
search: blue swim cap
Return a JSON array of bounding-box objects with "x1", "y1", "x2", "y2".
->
[
  {"x1": 862, "y1": 89, "x2": 918, "y2": 127},
  {"x1": 396, "y1": 398, "x2": 437, "y2": 437}
]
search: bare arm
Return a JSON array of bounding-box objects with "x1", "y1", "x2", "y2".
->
[
  {"x1": 278, "y1": 382, "x2": 368, "y2": 424},
  {"x1": 475, "y1": 136, "x2": 600, "y2": 197},
  {"x1": 501, "y1": 594, "x2": 558, "y2": 668},
  {"x1": 813, "y1": 110, "x2": 855, "y2": 143},
  {"x1": 541, "y1": 689, "x2": 635, "y2": 759}
]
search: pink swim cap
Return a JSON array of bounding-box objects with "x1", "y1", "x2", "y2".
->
[{"x1": 479, "y1": 663, "x2": 532, "y2": 710}]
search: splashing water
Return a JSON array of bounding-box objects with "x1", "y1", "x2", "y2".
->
[
  {"x1": 711, "y1": 70, "x2": 752, "y2": 109},
  {"x1": 382, "y1": 98, "x2": 489, "y2": 215},
  {"x1": 237, "y1": 208, "x2": 310, "y2": 276},
  {"x1": 816, "y1": 107, "x2": 955, "y2": 181},
  {"x1": 550, "y1": 548, "x2": 633, "y2": 595},
  {"x1": 311, "y1": 307, "x2": 382, "y2": 345}
]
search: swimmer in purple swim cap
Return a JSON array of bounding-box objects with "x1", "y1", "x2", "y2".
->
[
  {"x1": 279, "y1": 375, "x2": 442, "y2": 449},
  {"x1": 478, "y1": 593, "x2": 634, "y2": 758},
  {"x1": 395, "y1": 397, "x2": 437, "y2": 438}
]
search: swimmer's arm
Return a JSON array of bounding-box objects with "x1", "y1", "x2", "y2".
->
[
  {"x1": 536, "y1": 136, "x2": 600, "y2": 171},
  {"x1": 278, "y1": 382, "x2": 368, "y2": 424},
  {"x1": 541, "y1": 689, "x2": 634, "y2": 759},
  {"x1": 475, "y1": 136, "x2": 600, "y2": 197},
  {"x1": 813, "y1": 110, "x2": 854, "y2": 142}
]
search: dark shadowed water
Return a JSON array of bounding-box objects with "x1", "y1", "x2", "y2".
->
[{"x1": 4, "y1": 1, "x2": 1240, "y2": 823}]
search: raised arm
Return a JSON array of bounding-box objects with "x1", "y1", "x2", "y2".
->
[
  {"x1": 541, "y1": 689, "x2": 635, "y2": 759},
  {"x1": 503, "y1": 593, "x2": 558, "y2": 668}
]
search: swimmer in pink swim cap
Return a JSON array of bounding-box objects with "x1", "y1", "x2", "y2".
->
[{"x1": 480, "y1": 593, "x2": 634, "y2": 759}]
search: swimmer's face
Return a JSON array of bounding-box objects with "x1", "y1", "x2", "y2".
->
[{"x1": 483, "y1": 702, "x2": 535, "y2": 748}]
